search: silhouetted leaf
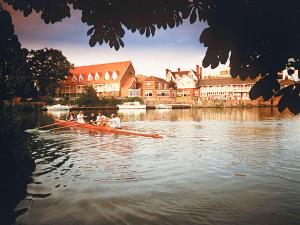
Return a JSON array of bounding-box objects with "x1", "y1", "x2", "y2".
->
[
  {"x1": 199, "y1": 28, "x2": 209, "y2": 45},
  {"x1": 89, "y1": 35, "x2": 97, "y2": 47},
  {"x1": 139, "y1": 27, "x2": 145, "y2": 35},
  {"x1": 275, "y1": 85, "x2": 293, "y2": 97},
  {"x1": 190, "y1": 8, "x2": 197, "y2": 24},
  {"x1": 150, "y1": 25, "x2": 155, "y2": 36},
  {"x1": 202, "y1": 55, "x2": 210, "y2": 68},
  {"x1": 219, "y1": 50, "x2": 229, "y2": 64},
  {"x1": 87, "y1": 27, "x2": 94, "y2": 36},
  {"x1": 119, "y1": 38, "x2": 124, "y2": 48},
  {"x1": 145, "y1": 27, "x2": 150, "y2": 37}
]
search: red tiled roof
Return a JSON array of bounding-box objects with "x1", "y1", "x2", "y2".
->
[
  {"x1": 143, "y1": 76, "x2": 168, "y2": 83},
  {"x1": 135, "y1": 75, "x2": 147, "y2": 82},
  {"x1": 65, "y1": 61, "x2": 132, "y2": 84},
  {"x1": 199, "y1": 77, "x2": 256, "y2": 86},
  {"x1": 170, "y1": 71, "x2": 190, "y2": 77}
]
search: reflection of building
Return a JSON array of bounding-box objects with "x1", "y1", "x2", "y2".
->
[
  {"x1": 141, "y1": 76, "x2": 176, "y2": 103},
  {"x1": 199, "y1": 77, "x2": 256, "y2": 100},
  {"x1": 57, "y1": 61, "x2": 140, "y2": 99},
  {"x1": 165, "y1": 65, "x2": 202, "y2": 97}
]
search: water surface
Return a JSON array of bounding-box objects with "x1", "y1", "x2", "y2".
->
[{"x1": 14, "y1": 108, "x2": 300, "y2": 225}]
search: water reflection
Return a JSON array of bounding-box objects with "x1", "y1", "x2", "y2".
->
[{"x1": 0, "y1": 109, "x2": 37, "y2": 225}]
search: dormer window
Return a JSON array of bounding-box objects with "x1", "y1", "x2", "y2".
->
[
  {"x1": 72, "y1": 75, "x2": 77, "y2": 81},
  {"x1": 95, "y1": 72, "x2": 100, "y2": 81},
  {"x1": 104, "y1": 71, "x2": 110, "y2": 81},
  {"x1": 79, "y1": 74, "x2": 83, "y2": 82},
  {"x1": 112, "y1": 71, "x2": 118, "y2": 80},
  {"x1": 87, "y1": 72, "x2": 93, "y2": 81}
]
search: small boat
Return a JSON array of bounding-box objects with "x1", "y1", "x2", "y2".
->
[
  {"x1": 155, "y1": 104, "x2": 172, "y2": 109},
  {"x1": 53, "y1": 119, "x2": 163, "y2": 138},
  {"x1": 117, "y1": 101, "x2": 146, "y2": 109},
  {"x1": 43, "y1": 104, "x2": 70, "y2": 111}
]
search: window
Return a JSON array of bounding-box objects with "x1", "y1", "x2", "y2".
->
[
  {"x1": 112, "y1": 71, "x2": 118, "y2": 80},
  {"x1": 79, "y1": 74, "x2": 83, "y2": 82},
  {"x1": 95, "y1": 72, "x2": 100, "y2": 81},
  {"x1": 76, "y1": 85, "x2": 85, "y2": 93},
  {"x1": 147, "y1": 82, "x2": 151, "y2": 86},
  {"x1": 157, "y1": 91, "x2": 169, "y2": 97},
  {"x1": 104, "y1": 72, "x2": 110, "y2": 80},
  {"x1": 144, "y1": 91, "x2": 153, "y2": 97},
  {"x1": 87, "y1": 73, "x2": 93, "y2": 81}
]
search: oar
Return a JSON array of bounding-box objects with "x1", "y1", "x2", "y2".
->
[
  {"x1": 37, "y1": 121, "x2": 69, "y2": 129},
  {"x1": 45, "y1": 124, "x2": 78, "y2": 132}
]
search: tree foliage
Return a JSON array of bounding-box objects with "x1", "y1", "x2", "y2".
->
[
  {"x1": 0, "y1": 4, "x2": 23, "y2": 99},
  {"x1": 2, "y1": 0, "x2": 300, "y2": 113},
  {"x1": 26, "y1": 48, "x2": 73, "y2": 96}
]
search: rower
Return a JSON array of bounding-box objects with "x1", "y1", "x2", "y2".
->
[
  {"x1": 96, "y1": 111, "x2": 107, "y2": 126},
  {"x1": 88, "y1": 113, "x2": 97, "y2": 124},
  {"x1": 66, "y1": 112, "x2": 75, "y2": 121},
  {"x1": 108, "y1": 114, "x2": 121, "y2": 129},
  {"x1": 76, "y1": 111, "x2": 85, "y2": 124}
]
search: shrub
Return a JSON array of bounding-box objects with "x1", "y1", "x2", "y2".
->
[
  {"x1": 59, "y1": 95, "x2": 70, "y2": 105},
  {"x1": 76, "y1": 86, "x2": 99, "y2": 106}
]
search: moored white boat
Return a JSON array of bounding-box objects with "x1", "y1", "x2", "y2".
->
[
  {"x1": 117, "y1": 101, "x2": 146, "y2": 109},
  {"x1": 43, "y1": 104, "x2": 70, "y2": 111}
]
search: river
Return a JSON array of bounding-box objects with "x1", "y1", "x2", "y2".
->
[{"x1": 4, "y1": 108, "x2": 300, "y2": 225}]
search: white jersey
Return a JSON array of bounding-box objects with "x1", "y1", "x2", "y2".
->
[
  {"x1": 108, "y1": 117, "x2": 121, "y2": 128},
  {"x1": 96, "y1": 115, "x2": 106, "y2": 121},
  {"x1": 77, "y1": 114, "x2": 85, "y2": 124}
]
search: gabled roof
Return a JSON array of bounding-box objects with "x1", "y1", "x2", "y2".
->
[
  {"x1": 66, "y1": 61, "x2": 132, "y2": 84},
  {"x1": 170, "y1": 71, "x2": 190, "y2": 77},
  {"x1": 71, "y1": 61, "x2": 132, "y2": 75}
]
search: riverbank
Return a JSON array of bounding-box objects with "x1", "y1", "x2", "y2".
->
[{"x1": 1, "y1": 98, "x2": 278, "y2": 112}]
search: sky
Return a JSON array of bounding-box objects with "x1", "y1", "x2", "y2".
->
[{"x1": 3, "y1": 2, "x2": 229, "y2": 78}]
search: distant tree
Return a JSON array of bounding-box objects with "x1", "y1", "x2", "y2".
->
[
  {"x1": 6, "y1": 48, "x2": 38, "y2": 99},
  {"x1": 26, "y1": 48, "x2": 73, "y2": 97},
  {"x1": 76, "y1": 86, "x2": 99, "y2": 106},
  {"x1": 2, "y1": 0, "x2": 300, "y2": 113}
]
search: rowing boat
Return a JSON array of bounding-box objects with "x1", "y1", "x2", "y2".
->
[{"x1": 53, "y1": 119, "x2": 163, "y2": 138}]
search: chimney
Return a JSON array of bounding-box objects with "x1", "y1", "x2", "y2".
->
[
  {"x1": 177, "y1": 68, "x2": 180, "y2": 73},
  {"x1": 196, "y1": 65, "x2": 202, "y2": 80},
  {"x1": 165, "y1": 69, "x2": 169, "y2": 76},
  {"x1": 199, "y1": 66, "x2": 202, "y2": 80}
]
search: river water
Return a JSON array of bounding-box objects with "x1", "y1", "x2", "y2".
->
[{"x1": 11, "y1": 108, "x2": 300, "y2": 225}]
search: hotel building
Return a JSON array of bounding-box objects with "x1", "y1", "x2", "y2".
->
[{"x1": 57, "y1": 61, "x2": 140, "y2": 99}]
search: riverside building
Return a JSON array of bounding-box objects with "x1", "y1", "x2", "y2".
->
[{"x1": 57, "y1": 61, "x2": 140, "y2": 99}]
